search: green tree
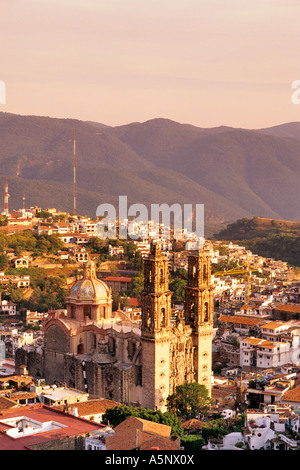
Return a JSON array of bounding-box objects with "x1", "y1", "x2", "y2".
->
[
  {"x1": 36, "y1": 211, "x2": 52, "y2": 219},
  {"x1": 87, "y1": 237, "x2": 106, "y2": 254},
  {"x1": 166, "y1": 382, "x2": 212, "y2": 419},
  {"x1": 129, "y1": 272, "x2": 144, "y2": 299},
  {"x1": 123, "y1": 242, "x2": 143, "y2": 270},
  {"x1": 181, "y1": 435, "x2": 205, "y2": 451},
  {"x1": 0, "y1": 253, "x2": 9, "y2": 270},
  {"x1": 0, "y1": 215, "x2": 8, "y2": 226},
  {"x1": 169, "y1": 277, "x2": 187, "y2": 303}
]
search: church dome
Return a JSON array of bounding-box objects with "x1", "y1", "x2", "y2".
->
[{"x1": 69, "y1": 260, "x2": 110, "y2": 302}]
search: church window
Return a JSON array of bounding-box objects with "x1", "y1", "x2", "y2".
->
[
  {"x1": 160, "y1": 307, "x2": 166, "y2": 327},
  {"x1": 160, "y1": 268, "x2": 164, "y2": 284},
  {"x1": 71, "y1": 306, "x2": 76, "y2": 319},
  {"x1": 84, "y1": 306, "x2": 91, "y2": 318},
  {"x1": 146, "y1": 307, "x2": 151, "y2": 329},
  {"x1": 136, "y1": 365, "x2": 142, "y2": 386},
  {"x1": 108, "y1": 337, "x2": 116, "y2": 355},
  {"x1": 190, "y1": 302, "x2": 195, "y2": 319},
  {"x1": 204, "y1": 302, "x2": 209, "y2": 321},
  {"x1": 192, "y1": 265, "x2": 196, "y2": 278}
]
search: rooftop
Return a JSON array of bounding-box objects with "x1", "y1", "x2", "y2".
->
[{"x1": 0, "y1": 404, "x2": 105, "y2": 450}]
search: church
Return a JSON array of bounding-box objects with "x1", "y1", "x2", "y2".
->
[{"x1": 16, "y1": 243, "x2": 214, "y2": 411}]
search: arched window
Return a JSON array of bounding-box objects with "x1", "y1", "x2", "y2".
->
[
  {"x1": 146, "y1": 307, "x2": 151, "y2": 328},
  {"x1": 190, "y1": 302, "x2": 195, "y2": 320},
  {"x1": 160, "y1": 307, "x2": 165, "y2": 327},
  {"x1": 204, "y1": 302, "x2": 209, "y2": 321},
  {"x1": 192, "y1": 265, "x2": 196, "y2": 278},
  {"x1": 84, "y1": 306, "x2": 91, "y2": 318},
  {"x1": 108, "y1": 337, "x2": 116, "y2": 355},
  {"x1": 71, "y1": 305, "x2": 76, "y2": 319}
]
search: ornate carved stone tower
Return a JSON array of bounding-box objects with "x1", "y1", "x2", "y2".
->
[
  {"x1": 184, "y1": 248, "x2": 214, "y2": 395},
  {"x1": 140, "y1": 242, "x2": 172, "y2": 410}
]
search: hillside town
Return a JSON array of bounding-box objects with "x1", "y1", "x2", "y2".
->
[{"x1": 0, "y1": 187, "x2": 299, "y2": 452}]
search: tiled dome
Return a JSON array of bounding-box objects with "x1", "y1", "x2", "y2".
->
[{"x1": 69, "y1": 260, "x2": 110, "y2": 301}]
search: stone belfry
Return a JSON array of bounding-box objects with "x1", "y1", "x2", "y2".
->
[
  {"x1": 140, "y1": 242, "x2": 172, "y2": 411},
  {"x1": 184, "y1": 247, "x2": 214, "y2": 395}
]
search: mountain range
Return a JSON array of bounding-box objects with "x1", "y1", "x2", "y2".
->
[{"x1": 0, "y1": 112, "x2": 299, "y2": 237}]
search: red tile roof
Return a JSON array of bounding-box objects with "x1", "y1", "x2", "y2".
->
[
  {"x1": 105, "y1": 416, "x2": 178, "y2": 451},
  {"x1": 0, "y1": 404, "x2": 105, "y2": 450}
]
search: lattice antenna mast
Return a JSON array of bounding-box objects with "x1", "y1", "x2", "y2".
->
[
  {"x1": 4, "y1": 178, "x2": 9, "y2": 215},
  {"x1": 73, "y1": 124, "x2": 76, "y2": 216}
]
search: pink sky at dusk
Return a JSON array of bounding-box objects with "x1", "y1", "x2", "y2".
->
[{"x1": 0, "y1": 0, "x2": 300, "y2": 129}]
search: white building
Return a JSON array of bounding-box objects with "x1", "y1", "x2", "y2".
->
[
  {"x1": 85, "y1": 427, "x2": 115, "y2": 450},
  {"x1": 0, "y1": 300, "x2": 17, "y2": 316},
  {"x1": 240, "y1": 337, "x2": 291, "y2": 369}
]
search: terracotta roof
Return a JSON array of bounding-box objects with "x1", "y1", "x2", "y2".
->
[
  {"x1": 0, "y1": 395, "x2": 20, "y2": 410},
  {"x1": 105, "y1": 416, "x2": 173, "y2": 451},
  {"x1": 242, "y1": 337, "x2": 264, "y2": 346},
  {"x1": 259, "y1": 341, "x2": 277, "y2": 350},
  {"x1": 0, "y1": 404, "x2": 106, "y2": 450},
  {"x1": 133, "y1": 417, "x2": 171, "y2": 437},
  {"x1": 138, "y1": 434, "x2": 181, "y2": 450},
  {"x1": 10, "y1": 392, "x2": 38, "y2": 401},
  {"x1": 219, "y1": 315, "x2": 261, "y2": 326},
  {"x1": 129, "y1": 298, "x2": 140, "y2": 307},
  {"x1": 182, "y1": 418, "x2": 204, "y2": 431},
  {"x1": 260, "y1": 321, "x2": 286, "y2": 330},
  {"x1": 55, "y1": 398, "x2": 120, "y2": 416},
  {"x1": 275, "y1": 304, "x2": 300, "y2": 313},
  {"x1": 104, "y1": 277, "x2": 132, "y2": 282},
  {"x1": 282, "y1": 386, "x2": 300, "y2": 403}
]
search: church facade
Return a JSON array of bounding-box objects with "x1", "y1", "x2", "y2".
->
[{"x1": 16, "y1": 244, "x2": 214, "y2": 411}]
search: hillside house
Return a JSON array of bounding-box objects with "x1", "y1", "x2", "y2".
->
[{"x1": 240, "y1": 337, "x2": 291, "y2": 369}]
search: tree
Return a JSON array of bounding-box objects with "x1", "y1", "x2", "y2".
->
[
  {"x1": 0, "y1": 253, "x2": 8, "y2": 270},
  {"x1": 169, "y1": 277, "x2": 187, "y2": 303},
  {"x1": 181, "y1": 435, "x2": 205, "y2": 451},
  {"x1": 123, "y1": 242, "x2": 143, "y2": 270},
  {"x1": 0, "y1": 215, "x2": 8, "y2": 226},
  {"x1": 87, "y1": 237, "x2": 106, "y2": 254},
  {"x1": 129, "y1": 272, "x2": 144, "y2": 300},
  {"x1": 36, "y1": 211, "x2": 51, "y2": 219},
  {"x1": 166, "y1": 382, "x2": 212, "y2": 419}
]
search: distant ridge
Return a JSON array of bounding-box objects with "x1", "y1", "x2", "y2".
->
[{"x1": 0, "y1": 112, "x2": 299, "y2": 235}]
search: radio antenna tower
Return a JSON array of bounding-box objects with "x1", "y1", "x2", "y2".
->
[
  {"x1": 73, "y1": 124, "x2": 76, "y2": 216},
  {"x1": 4, "y1": 178, "x2": 9, "y2": 216}
]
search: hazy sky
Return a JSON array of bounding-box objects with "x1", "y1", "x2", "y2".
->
[{"x1": 1, "y1": 0, "x2": 300, "y2": 128}]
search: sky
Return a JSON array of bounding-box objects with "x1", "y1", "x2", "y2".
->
[{"x1": 1, "y1": 0, "x2": 300, "y2": 128}]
